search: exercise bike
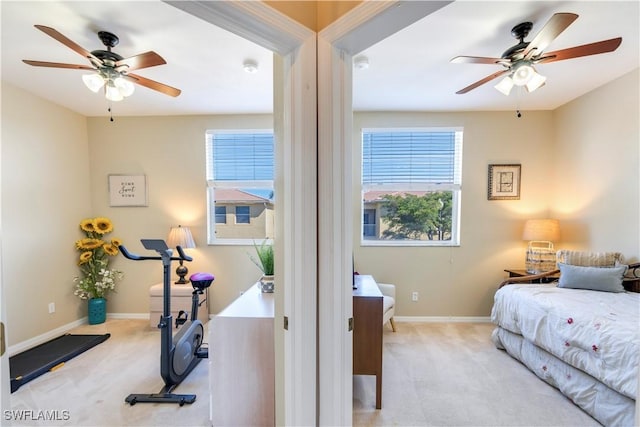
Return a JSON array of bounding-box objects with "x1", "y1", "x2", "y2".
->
[{"x1": 119, "y1": 239, "x2": 214, "y2": 406}]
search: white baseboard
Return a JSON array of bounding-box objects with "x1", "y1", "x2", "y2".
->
[
  {"x1": 394, "y1": 316, "x2": 492, "y2": 323},
  {"x1": 8, "y1": 313, "x2": 150, "y2": 356},
  {"x1": 8, "y1": 318, "x2": 87, "y2": 357},
  {"x1": 107, "y1": 313, "x2": 149, "y2": 320}
]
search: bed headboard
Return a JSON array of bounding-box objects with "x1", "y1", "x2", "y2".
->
[
  {"x1": 624, "y1": 262, "x2": 640, "y2": 293},
  {"x1": 499, "y1": 262, "x2": 640, "y2": 292}
]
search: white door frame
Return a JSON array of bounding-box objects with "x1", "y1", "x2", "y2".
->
[
  {"x1": 165, "y1": 2, "x2": 318, "y2": 424},
  {"x1": 317, "y1": 2, "x2": 452, "y2": 425},
  {"x1": 166, "y1": 1, "x2": 452, "y2": 425}
]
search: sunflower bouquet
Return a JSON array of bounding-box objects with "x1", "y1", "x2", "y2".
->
[{"x1": 73, "y1": 217, "x2": 124, "y2": 300}]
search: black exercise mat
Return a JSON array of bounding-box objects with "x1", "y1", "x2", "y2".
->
[{"x1": 10, "y1": 333, "x2": 110, "y2": 392}]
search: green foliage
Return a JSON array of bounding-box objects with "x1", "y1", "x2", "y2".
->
[
  {"x1": 250, "y1": 239, "x2": 274, "y2": 275},
  {"x1": 380, "y1": 192, "x2": 452, "y2": 240}
]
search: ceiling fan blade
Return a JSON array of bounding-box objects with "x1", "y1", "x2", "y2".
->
[
  {"x1": 522, "y1": 13, "x2": 578, "y2": 58},
  {"x1": 456, "y1": 69, "x2": 510, "y2": 94},
  {"x1": 34, "y1": 25, "x2": 101, "y2": 64},
  {"x1": 451, "y1": 56, "x2": 506, "y2": 65},
  {"x1": 23, "y1": 60, "x2": 94, "y2": 70},
  {"x1": 115, "y1": 51, "x2": 166, "y2": 72},
  {"x1": 126, "y1": 73, "x2": 181, "y2": 97},
  {"x1": 537, "y1": 37, "x2": 622, "y2": 64}
]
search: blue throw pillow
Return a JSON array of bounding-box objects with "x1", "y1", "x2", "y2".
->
[{"x1": 557, "y1": 263, "x2": 627, "y2": 292}]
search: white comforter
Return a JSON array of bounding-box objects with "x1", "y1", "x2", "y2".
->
[{"x1": 491, "y1": 283, "x2": 640, "y2": 400}]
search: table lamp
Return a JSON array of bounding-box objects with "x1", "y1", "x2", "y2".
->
[
  {"x1": 167, "y1": 225, "x2": 196, "y2": 284},
  {"x1": 522, "y1": 219, "x2": 560, "y2": 274}
]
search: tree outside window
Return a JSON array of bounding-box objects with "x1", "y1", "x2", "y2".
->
[{"x1": 361, "y1": 128, "x2": 463, "y2": 246}]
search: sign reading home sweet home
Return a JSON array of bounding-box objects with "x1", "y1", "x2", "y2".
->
[{"x1": 108, "y1": 174, "x2": 147, "y2": 207}]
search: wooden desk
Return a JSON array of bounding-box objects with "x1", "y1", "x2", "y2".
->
[{"x1": 353, "y1": 274, "x2": 383, "y2": 409}]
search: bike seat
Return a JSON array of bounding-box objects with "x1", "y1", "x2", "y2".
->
[{"x1": 190, "y1": 272, "x2": 214, "y2": 290}]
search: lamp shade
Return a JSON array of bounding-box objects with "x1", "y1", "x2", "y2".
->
[
  {"x1": 167, "y1": 225, "x2": 196, "y2": 249},
  {"x1": 522, "y1": 219, "x2": 560, "y2": 242}
]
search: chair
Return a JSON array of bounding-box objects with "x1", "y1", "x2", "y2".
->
[{"x1": 377, "y1": 283, "x2": 396, "y2": 332}]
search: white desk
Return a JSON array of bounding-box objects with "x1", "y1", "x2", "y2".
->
[{"x1": 210, "y1": 283, "x2": 274, "y2": 426}]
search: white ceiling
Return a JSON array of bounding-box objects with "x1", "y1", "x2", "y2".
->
[{"x1": 2, "y1": 1, "x2": 638, "y2": 117}]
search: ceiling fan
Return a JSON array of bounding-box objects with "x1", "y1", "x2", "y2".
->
[
  {"x1": 23, "y1": 25, "x2": 181, "y2": 101},
  {"x1": 451, "y1": 13, "x2": 622, "y2": 95}
]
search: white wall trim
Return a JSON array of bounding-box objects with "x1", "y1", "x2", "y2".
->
[
  {"x1": 107, "y1": 313, "x2": 149, "y2": 320},
  {"x1": 163, "y1": 3, "x2": 317, "y2": 425},
  {"x1": 316, "y1": 2, "x2": 457, "y2": 424},
  {"x1": 164, "y1": 1, "x2": 307, "y2": 55},
  {"x1": 317, "y1": 37, "x2": 353, "y2": 426},
  {"x1": 7, "y1": 318, "x2": 87, "y2": 357},
  {"x1": 275, "y1": 35, "x2": 318, "y2": 426},
  {"x1": 395, "y1": 316, "x2": 492, "y2": 323}
]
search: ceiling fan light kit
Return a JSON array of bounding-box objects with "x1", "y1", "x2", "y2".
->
[
  {"x1": 82, "y1": 69, "x2": 135, "y2": 101},
  {"x1": 494, "y1": 61, "x2": 546, "y2": 96},
  {"x1": 494, "y1": 76, "x2": 515, "y2": 96},
  {"x1": 23, "y1": 24, "x2": 181, "y2": 107},
  {"x1": 451, "y1": 12, "x2": 622, "y2": 97}
]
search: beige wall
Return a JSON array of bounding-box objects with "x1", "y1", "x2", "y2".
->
[
  {"x1": 1, "y1": 82, "x2": 91, "y2": 345},
  {"x1": 85, "y1": 114, "x2": 274, "y2": 318},
  {"x1": 2, "y1": 69, "x2": 638, "y2": 346},
  {"x1": 552, "y1": 68, "x2": 640, "y2": 259},
  {"x1": 353, "y1": 111, "x2": 556, "y2": 317}
]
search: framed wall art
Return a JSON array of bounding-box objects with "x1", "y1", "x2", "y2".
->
[
  {"x1": 487, "y1": 164, "x2": 521, "y2": 200},
  {"x1": 108, "y1": 174, "x2": 148, "y2": 207}
]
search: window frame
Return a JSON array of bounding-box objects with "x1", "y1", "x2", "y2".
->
[
  {"x1": 206, "y1": 129, "x2": 274, "y2": 245},
  {"x1": 360, "y1": 127, "x2": 463, "y2": 247}
]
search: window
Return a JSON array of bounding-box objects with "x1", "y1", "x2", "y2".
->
[
  {"x1": 206, "y1": 130, "x2": 274, "y2": 243},
  {"x1": 215, "y1": 206, "x2": 227, "y2": 224},
  {"x1": 235, "y1": 206, "x2": 250, "y2": 224},
  {"x1": 361, "y1": 128, "x2": 463, "y2": 246},
  {"x1": 363, "y1": 208, "x2": 376, "y2": 238}
]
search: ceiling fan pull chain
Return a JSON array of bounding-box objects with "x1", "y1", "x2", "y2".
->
[{"x1": 516, "y1": 87, "x2": 522, "y2": 118}]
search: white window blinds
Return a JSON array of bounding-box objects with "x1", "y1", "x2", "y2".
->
[
  {"x1": 362, "y1": 129, "x2": 462, "y2": 185},
  {"x1": 206, "y1": 131, "x2": 274, "y2": 181}
]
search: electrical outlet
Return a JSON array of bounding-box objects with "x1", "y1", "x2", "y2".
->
[
  {"x1": 48, "y1": 302, "x2": 55, "y2": 314},
  {"x1": 411, "y1": 292, "x2": 418, "y2": 302}
]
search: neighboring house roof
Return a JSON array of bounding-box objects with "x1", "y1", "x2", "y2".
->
[
  {"x1": 363, "y1": 190, "x2": 428, "y2": 202},
  {"x1": 215, "y1": 188, "x2": 272, "y2": 204}
]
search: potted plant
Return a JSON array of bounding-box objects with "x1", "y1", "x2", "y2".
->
[
  {"x1": 73, "y1": 217, "x2": 124, "y2": 324},
  {"x1": 250, "y1": 239, "x2": 274, "y2": 293}
]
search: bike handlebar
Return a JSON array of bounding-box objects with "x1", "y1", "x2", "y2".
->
[{"x1": 118, "y1": 244, "x2": 193, "y2": 262}]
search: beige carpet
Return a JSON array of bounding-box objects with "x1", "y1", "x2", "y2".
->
[
  {"x1": 9, "y1": 320, "x2": 600, "y2": 426},
  {"x1": 9, "y1": 319, "x2": 210, "y2": 427},
  {"x1": 354, "y1": 322, "x2": 599, "y2": 427}
]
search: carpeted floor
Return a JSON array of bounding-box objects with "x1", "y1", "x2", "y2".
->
[
  {"x1": 9, "y1": 319, "x2": 210, "y2": 427},
  {"x1": 8, "y1": 319, "x2": 600, "y2": 426},
  {"x1": 354, "y1": 322, "x2": 599, "y2": 426}
]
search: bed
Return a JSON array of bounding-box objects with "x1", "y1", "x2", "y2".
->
[{"x1": 491, "y1": 251, "x2": 640, "y2": 426}]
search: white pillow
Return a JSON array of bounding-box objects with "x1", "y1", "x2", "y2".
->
[{"x1": 557, "y1": 263, "x2": 627, "y2": 292}]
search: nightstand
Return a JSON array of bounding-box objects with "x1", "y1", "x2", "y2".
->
[
  {"x1": 149, "y1": 282, "x2": 209, "y2": 328},
  {"x1": 504, "y1": 269, "x2": 560, "y2": 283}
]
